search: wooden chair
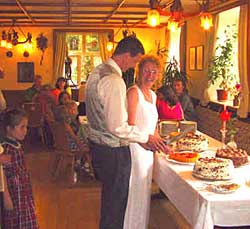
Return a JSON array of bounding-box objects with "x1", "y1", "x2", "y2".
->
[
  {"x1": 50, "y1": 121, "x2": 93, "y2": 185},
  {"x1": 23, "y1": 102, "x2": 45, "y2": 143}
]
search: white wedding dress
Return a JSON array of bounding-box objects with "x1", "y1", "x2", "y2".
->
[{"x1": 124, "y1": 85, "x2": 158, "y2": 229}]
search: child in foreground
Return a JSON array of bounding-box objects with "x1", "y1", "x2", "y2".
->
[{"x1": 1, "y1": 108, "x2": 39, "y2": 228}]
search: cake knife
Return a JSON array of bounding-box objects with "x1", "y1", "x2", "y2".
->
[{"x1": 164, "y1": 125, "x2": 195, "y2": 145}]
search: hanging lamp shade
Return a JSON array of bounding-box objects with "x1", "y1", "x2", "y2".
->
[
  {"x1": 147, "y1": 9, "x2": 160, "y2": 27},
  {"x1": 200, "y1": 12, "x2": 213, "y2": 30},
  {"x1": 167, "y1": 18, "x2": 179, "y2": 32}
]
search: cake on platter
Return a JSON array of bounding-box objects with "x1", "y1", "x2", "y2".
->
[
  {"x1": 193, "y1": 157, "x2": 234, "y2": 180},
  {"x1": 216, "y1": 147, "x2": 249, "y2": 167},
  {"x1": 168, "y1": 151, "x2": 199, "y2": 163},
  {"x1": 176, "y1": 133, "x2": 209, "y2": 151}
]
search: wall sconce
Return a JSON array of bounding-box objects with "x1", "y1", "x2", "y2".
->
[
  {"x1": 106, "y1": 21, "x2": 137, "y2": 52},
  {"x1": 107, "y1": 33, "x2": 114, "y2": 52},
  {"x1": 107, "y1": 41, "x2": 114, "y2": 52},
  {"x1": 0, "y1": 19, "x2": 32, "y2": 49}
]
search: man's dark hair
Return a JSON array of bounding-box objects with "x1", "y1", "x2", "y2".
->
[
  {"x1": 113, "y1": 35, "x2": 145, "y2": 57},
  {"x1": 173, "y1": 78, "x2": 188, "y2": 93}
]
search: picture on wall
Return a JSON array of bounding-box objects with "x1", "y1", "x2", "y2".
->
[
  {"x1": 86, "y1": 35, "x2": 99, "y2": 52},
  {"x1": 67, "y1": 34, "x2": 82, "y2": 51},
  {"x1": 17, "y1": 62, "x2": 34, "y2": 83},
  {"x1": 189, "y1": 47, "x2": 196, "y2": 71},
  {"x1": 196, "y1": 45, "x2": 204, "y2": 70}
]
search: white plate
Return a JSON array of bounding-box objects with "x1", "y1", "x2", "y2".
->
[
  {"x1": 165, "y1": 154, "x2": 195, "y2": 165},
  {"x1": 198, "y1": 150, "x2": 216, "y2": 158},
  {"x1": 210, "y1": 182, "x2": 240, "y2": 194},
  {"x1": 192, "y1": 172, "x2": 233, "y2": 181}
]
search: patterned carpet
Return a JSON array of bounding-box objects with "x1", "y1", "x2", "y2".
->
[{"x1": 196, "y1": 106, "x2": 250, "y2": 154}]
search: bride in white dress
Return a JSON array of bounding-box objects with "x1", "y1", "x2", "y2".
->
[{"x1": 124, "y1": 55, "x2": 168, "y2": 229}]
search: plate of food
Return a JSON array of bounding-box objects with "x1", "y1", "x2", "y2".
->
[
  {"x1": 166, "y1": 151, "x2": 199, "y2": 165},
  {"x1": 209, "y1": 182, "x2": 240, "y2": 194}
]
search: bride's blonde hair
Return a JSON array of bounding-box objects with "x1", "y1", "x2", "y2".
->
[{"x1": 135, "y1": 55, "x2": 162, "y2": 86}]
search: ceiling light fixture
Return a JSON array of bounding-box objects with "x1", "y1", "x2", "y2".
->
[
  {"x1": 147, "y1": 0, "x2": 213, "y2": 31},
  {"x1": 199, "y1": 0, "x2": 213, "y2": 30},
  {"x1": 167, "y1": 0, "x2": 184, "y2": 32},
  {"x1": 0, "y1": 19, "x2": 32, "y2": 49}
]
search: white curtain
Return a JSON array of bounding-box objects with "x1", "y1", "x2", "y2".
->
[
  {"x1": 200, "y1": 14, "x2": 219, "y2": 106},
  {"x1": 53, "y1": 32, "x2": 67, "y2": 82},
  {"x1": 237, "y1": 4, "x2": 249, "y2": 118}
]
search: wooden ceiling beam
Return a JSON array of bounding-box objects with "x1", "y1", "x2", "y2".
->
[
  {"x1": 104, "y1": 0, "x2": 126, "y2": 23},
  {"x1": 65, "y1": 0, "x2": 71, "y2": 25},
  {"x1": 15, "y1": 0, "x2": 35, "y2": 24},
  {"x1": 0, "y1": 10, "x2": 147, "y2": 15},
  {"x1": 209, "y1": 0, "x2": 247, "y2": 13},
  {"x1": 0, "y1": 16, "x2": 145, "y2": 20},
  {"x1": 0, "y1": 2, "x2": 149, "y2": 8}
]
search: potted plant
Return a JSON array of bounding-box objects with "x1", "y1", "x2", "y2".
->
[
  {"x1": 162, "y1": 56, "x2": 189, "y2": 87},
  {"x1": 208, "y1": 24, "x2": 237, "y2": 101}
]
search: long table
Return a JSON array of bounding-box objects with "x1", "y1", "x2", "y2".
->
[{"x1": 153, "y1": 133, "x2": 250, "y2": 229}]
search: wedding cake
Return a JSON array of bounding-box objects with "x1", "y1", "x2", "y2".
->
[{"x1": 176, "y1": 133, "x2": 208, "y2": 151}]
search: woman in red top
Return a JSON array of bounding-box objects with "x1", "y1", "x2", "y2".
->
[
  {"x1": 156, "y1": 86, "x2": 184, "y2": 121},
  {"x1": 52, "y1": 77, "x2": 72, "y2": 104},
  {"x1": 1, "y1": 108, "x2": 39, "y2": 228}
]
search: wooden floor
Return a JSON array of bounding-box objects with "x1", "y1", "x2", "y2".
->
[
  {"x1": 24, "y1": 143, "x2": 250, "y2": 229},
  {"x1": 24, "y1": 142, "x2": 191, "y2": 229}
]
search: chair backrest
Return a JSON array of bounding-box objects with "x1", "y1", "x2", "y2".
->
[
  {"x1": 23, "y1": 102, "x2": 43, "y2": 127},
  {"x1": 50, "y1": 121, "x2": 71, "y2": 152}
]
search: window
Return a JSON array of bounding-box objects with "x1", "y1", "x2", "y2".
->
[
  {"x1": 168, "y1": 29, "x2": 181, "y2": 64},
  {"x1": 215, "y1": 7, "x2": 239, "y2": 94},
  {"x1": 65, "y1": 33, "x2": 102, "y2": 85}
]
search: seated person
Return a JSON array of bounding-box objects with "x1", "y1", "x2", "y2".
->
[
  {"x1": 156, "y1": 86, "x2": 184, "y2": 121},
  {"x1": 52, "y1": 77, "x2": 72, "y2": 104},
  {"x1": 34, "y1": 84, "x2": 56, "y2": 147},
  {"x1": 78, "y1": 81, "x2": 86, "y2": 116},
  {"x1": 34, "y1": 84, "x2": 56, "y2": 122},
  {"x1": 54, "y1": 103, "x2": 92, "y2": 176},
  {"x1": 24, "y1": 75, "x2": 42, "y2": 102},
  {"x1": 173, "y1": 79, "x2": 197, "y2": 121},
  {"x1": 58, "y1": 91, "x2": 71, "y2": 105}
]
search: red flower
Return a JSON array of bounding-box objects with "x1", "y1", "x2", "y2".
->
[
  {"x1": 220, "y1": 110, "x2": 232, "y2": 121},
  {"x1": 236, "y1": 83, "x2": 241, "y2": 91}
]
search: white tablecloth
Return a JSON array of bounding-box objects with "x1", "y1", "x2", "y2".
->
[{"x1": 153, "y1": 133, "x2": 250, "y2": 229}]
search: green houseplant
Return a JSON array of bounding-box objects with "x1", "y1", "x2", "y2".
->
[
  {"x1": 208, "y1": 24, "x2": 237, "y2": 101},
  {"x1": 162, "y1": 57, "x2": 188, "y2": 87}
]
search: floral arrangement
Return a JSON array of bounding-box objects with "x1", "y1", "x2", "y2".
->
[
  {"x1": 230, "y1": 83, "x2": 241, "y2": 99},
  {"x1": 220, "y1": 109, "x2": 232, "y2": 122},
  {"x1": 220, "y1": 108, "x2": 232, "y2": 145}
]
